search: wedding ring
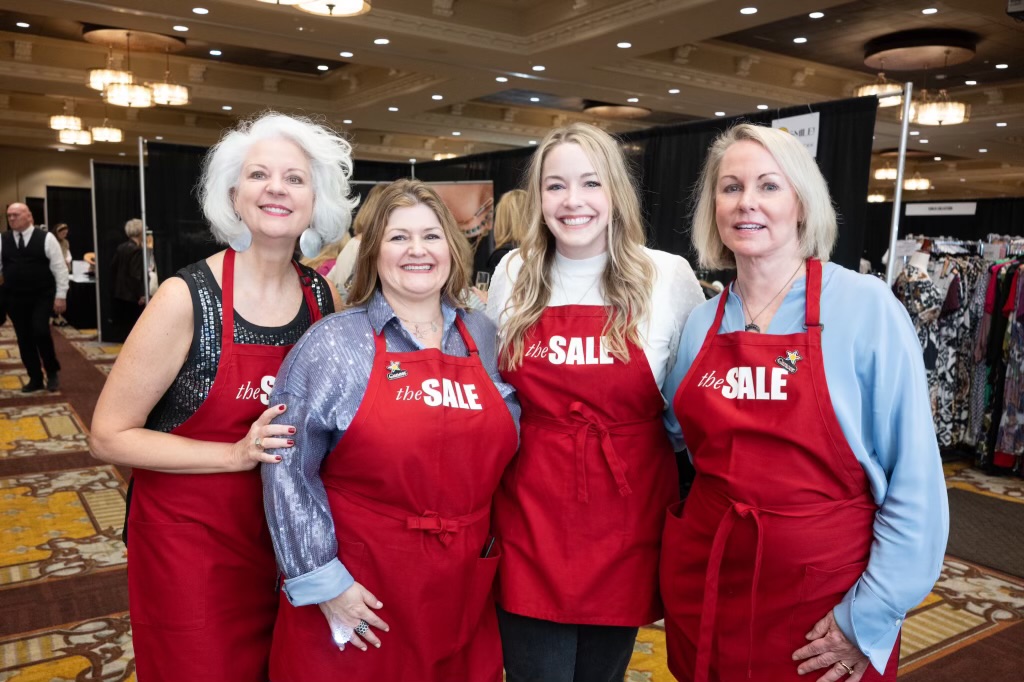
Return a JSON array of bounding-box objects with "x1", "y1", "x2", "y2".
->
[
  {"x1": 838, "y1": 661, "x2": 854, "y2": 675},
  {"x1": 355, "y1": 619, "x2": 370, "y2": 636},
  {"x1": 254, "y1": 437, "x2": 263, "y2": 449}
]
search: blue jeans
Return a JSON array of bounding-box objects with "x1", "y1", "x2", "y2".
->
[{"x1": 497, "y1": 606, "x2": 639, "y2": 682}]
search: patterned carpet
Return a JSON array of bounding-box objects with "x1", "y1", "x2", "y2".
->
[{"x1": 0, "y1": 323, "x2": 1021, "y2": 682}]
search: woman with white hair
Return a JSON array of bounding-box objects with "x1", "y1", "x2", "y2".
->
[
  {"x1": 90, "y1": 112, "x2": 354, "y2": 682},
  {"x1": 108, "y1": 218, "x2": 146, "y2": 340},
  {"x1": 660, "y1": 124, "x2": 947, "y2": 681}
]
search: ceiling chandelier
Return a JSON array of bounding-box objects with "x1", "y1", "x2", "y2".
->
[
  {"x1": 873, "y1": 164, "x2": 898, "y2": 181},
  {"x1": 58, "y1": 129, "x2": 92, "y2": 145},
  {"x1": 867, "y1": 193, "x2": 887, "y2": 203},
  {"x1": 855, "y1": 71, "x2": 903, "y2": 108},
  {"x1": 257, "y1": 0, "x2": 373, "y2": 17},
  {"x1": 49, "y1": 100, "x2": 82, "y2": 131},
  {"x1": 102, "y1": 33, "x2": 154, "y2": 108},
  {"x1": 91, "y1": 118, "x2": 124, "y2": 143},
  {"x1": 903, "y1": 173, "x2": 931, "y2": 191},
  {"x1": 909, "y1": 89, "x2": 970, "y2": 126},
  {"x1": 88, "y1": 45, "x2": 132, "y2": 92},
  {"x1": 149, "y1": 50, "x2": 190, "y2": 105}
]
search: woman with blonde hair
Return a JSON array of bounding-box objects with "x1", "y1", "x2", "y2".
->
[
  {"x1": 660, "y1": 124, "x2": 946, "y2": 681},
  {"x1": 486, "y1": 122, "x2": 703, "y2": 681},
  {"x1": 482, "y1": 188, "x2": 527, "y2": 277}
]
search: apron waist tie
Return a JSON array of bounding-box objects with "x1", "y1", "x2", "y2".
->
[
  {"x1": 695, "y1": 502, "x2": 763, "y2": 682},
  {"x1": 331, "y1": 487, "x2": 490, "y2": 547}
]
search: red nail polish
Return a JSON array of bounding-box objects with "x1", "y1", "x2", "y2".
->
[
  {"x1": 278, "y1": 404, "x2": 286, "y2": 411},
  {"x1": 288, "y1": 427, "x2": 296, "y2": 434},
  {"x1": 275, "y1": 455, "x2": 282, "y2": 462},
  {"x1": 286, "y1": 440, "x2": 294, "y2": 447}
]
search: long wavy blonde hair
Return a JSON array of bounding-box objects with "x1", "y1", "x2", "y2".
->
[{"x1": 500, "y1": 123, "x2": 654, "y2": 370}]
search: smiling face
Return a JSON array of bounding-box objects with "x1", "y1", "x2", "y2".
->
[
  {"x1": 232, "y1": 137, "x2": 313, "y2": 243},
  {"x1": 714, "y1": 139, "x2": 803, "y2": 267},
  {"x1": 377, "y1": 203, "x2": 452, "y2": 308},
  {"x1": 540, "y1": 142, "x2": 610, "y2": 259}
]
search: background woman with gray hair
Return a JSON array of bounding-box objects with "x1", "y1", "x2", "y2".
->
[
  {"x1": 108, "y1": 218, "x2": 146, "y2": 340},
  {"x1": 660, "y1": 124, "x2": 948, "y2": 682},
  {"x1": 89, "y1": 112, "x2": 353, "y2": 682}
]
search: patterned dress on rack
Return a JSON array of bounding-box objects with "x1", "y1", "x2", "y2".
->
[
  {"x1": 994, "y1": 266, "x2": 1023, "y2": 472},
  {"x1": 892, "y1": 264, "x2": 945, "y2": 439}
]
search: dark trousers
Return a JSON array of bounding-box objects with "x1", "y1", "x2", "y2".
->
[
  {"x1": 497, "y1": 606, "x2": 639, "y2": 682},
  {"x1": 8, "y1": 289, "x2": 60, "y2": 382}
]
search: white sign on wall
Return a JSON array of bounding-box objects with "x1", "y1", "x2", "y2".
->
[
  {"x1": 905, "y1": 202, "x2": 977, "y2": 216},
  {"x1": 772, "y1": 112, "x2": 820, "y2": 158}
]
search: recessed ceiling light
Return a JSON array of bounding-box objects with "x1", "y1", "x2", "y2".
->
[
  {"x1": 910, "y1": 131, "x2": 920, "y2": 136},
  {"x1": 617, "y1": 42, "x2": 632, "y2": 49},
  {"x1": 919, "y1": 139, "x2": 929, "y2": 144},
  {"x1": 960, "y1": 178, "x2": 966, "y2": 182},
  {"x1": 58, "y1": 148, "x2": 66, "y2": 152},
  {"x1": 528, "y1": 140, "x2": 537, "y2": 145},
  {"x1": 668, "y1": 88, "x2": 680, "y2": 94},
  {"x1": 921, "y1": 8, "x2": 938, "y2": 14},
  {"x1": 532, "y1": 65, "x2": 546, "y2": 71},
  {"x1": 495, "y1": 76, "x2": 508, "y2": 82},
  {"x1": 340, "y1": 51, "x2": 353, "y2": 58},
  {"x1": 756, "y1": 104, "x2": 769, "y2": 110},
  {"x1": 155, "y1": 136, "x2": 164, "y2": 140},
  {"x1": 374, "y1": 38, "x2": 390, "y2": 45},
  {"x1": 996, "y1": 122, "x2": 1007, "y2": 127},
  {"x1": 740, "y1": 7, "x2": 758, "y2": 15},
  {"x1": 15, "y1": 21, "x2": 29, "y2": 28},
  {"x1": 627, "y1": 97, "x2": 639, "y2": 103},
  {"x1": 317, "y1": 65, "x2": 329, "y2": 71},
  {"x1": 192, "y1": 7, "x2": 208, "y2": 14},
  {"x1": 222, "y1": 105, "x2": 233, "y2": 111},
  {"x1": 933, "y1": 156, "x2": 941, "y2": 161},
  {"x1": 995, "y1": 63, "x2": 1008, "y2": 69},
  {"x1": 965, "y1": 80, "x2": 977, "y2": 85},
  {"x1": 979, "y1": 148, "x2": 988, "y2": 152},
  {"x1": 209, "y1": 49, "x2": 222, "y2": 56},
  {"x1": 529, "y1": 97, "x2": 540, "y2": 102},
  {"x1": 409, "y1": 158, "x2": 416, "y2": 163},
  {"x1": 715, "y1": 111, "x2": 726, "y2": 116},
  {"x1": 809, "y1": 11, "x2": 824, "y2": 19},
  {"x1": 173, "y1": 25, "x2": 189, "y2": 32},
  {"x1": 342, "y1": 119, "x2": 352, "y2": 124},
  {"x1": 793, "y1": 37, "x2": 807, "y2": 44},
  {"x1": 388, "y1": 106, "x2": 399, "y2": 112},
  {"x1": 119, "y1": 152, "x2": 126, "y2": 156}
]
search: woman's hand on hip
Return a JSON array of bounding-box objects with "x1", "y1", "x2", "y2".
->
[
  {"x1": 227, "y1": 403, "x2": 292, "y2": 470},
  {"x1": 792, "y1": 609, "x2": 870, "y2": 681},
  {"x1": 318, "y1": 582, "x2": 389, "y2": 652}
]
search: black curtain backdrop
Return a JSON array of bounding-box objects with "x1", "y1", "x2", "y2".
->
[
  {"x1": 864, "y1": 198, "x2": 1024, "y2": 268},
  {"x1": 44, "y1": 186, "x2": 93, "y2": 259},
  {"x1": 145, "y1": 142, "x2": 215, "y2": 279},
  {"x1": 418, "y1": 97, "x2": 878, "y2": 272},
  {"x1": 92, "y1": 162, "x2": 143, "y2": 342}
]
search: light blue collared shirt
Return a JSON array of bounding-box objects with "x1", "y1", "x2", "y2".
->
[
  {"x1": 663, "y1": 262, "x2": 949, "y2": 673},
  {"x1": 262, "y1": 290, "x2": 520, "y2": 606}
]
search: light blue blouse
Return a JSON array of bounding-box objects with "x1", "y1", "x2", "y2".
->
[{"x1": 663, "y1": 262, "x2": 949, "y2": 673}]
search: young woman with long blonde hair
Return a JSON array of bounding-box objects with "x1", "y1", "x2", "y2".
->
[{"x1": 486, "y1": 122, "x2": 703, "y2": 681}]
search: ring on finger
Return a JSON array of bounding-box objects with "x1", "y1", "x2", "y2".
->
[
  {"x1": 255, "y1": 436, "x2": 264, "y2": 449},
  {"x1": 837, "y1": 661, "x2": 854, "y2": 675},
  {"x1": 355, "y1": 619, "x2": 370, "y2": 636}
]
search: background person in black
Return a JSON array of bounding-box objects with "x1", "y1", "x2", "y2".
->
[
  {"x1": 109, "y1": 218, "x2": 147, "y2": 341},
  {"x1": 2, "y1": 202, "x2": 69, "y2": 392}
]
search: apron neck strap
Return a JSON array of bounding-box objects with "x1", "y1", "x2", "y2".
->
[
  {"x1": 805, "y1": 258, "x2": 821, "y2": 329},
  {"x1": 221, "y1": 248, "x2": 322, "y2": 351}
]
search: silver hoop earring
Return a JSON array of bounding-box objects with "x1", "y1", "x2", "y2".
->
[{"x1": 299, "y1": 227, "x2": 322, "y2": 259}]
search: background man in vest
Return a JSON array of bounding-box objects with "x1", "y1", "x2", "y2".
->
[{"x1": 2, "y1": 203, "x2": 68, "y2": 392}]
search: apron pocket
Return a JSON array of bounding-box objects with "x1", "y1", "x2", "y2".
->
[
  {"x1": 456, "y1": 548, "x2": 502, "y2": 647},
  {"x1": 127, "y1": 519, "x2": 208, "y2": 630},
  {"x1": 789, "y1": 560, "x2": 867, "y2": 644}
]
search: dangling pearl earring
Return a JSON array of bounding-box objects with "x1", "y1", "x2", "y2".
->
[{"x1": 299, "y1": 226, "x2": 322, "y2": 259}]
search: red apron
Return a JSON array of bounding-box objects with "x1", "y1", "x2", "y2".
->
[
  {"x1": 128, "y1": 248, "x2": 321, "y2": 682},
  {"x1": 494, "y1": 305, "x2": 678, "y2": 626},
  {"x1": 661, "y1": 259, "x2": 899, "y2": 681},
  {"x1": 269, "y1": 315, "x2": 518, "y2": 682}
]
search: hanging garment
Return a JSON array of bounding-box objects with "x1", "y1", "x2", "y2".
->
[
  {"x1": 661, "y1": 259, "x2": 898, "y2": 682},
  {"x1": 994, "y1": 266, "x2": 1024, "y2": 470},
  {"x1": 269, "y1": 317, "x2": 518, "y2": 682},
  {"x1": 494, "y1": 305, "x2": 678, "y2": 626},
  {"x1": 128, "y1": 248, "x2": 322, "y2": 682}
]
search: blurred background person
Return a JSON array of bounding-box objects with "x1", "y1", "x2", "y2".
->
[
  {"x1": 89, "y1": 112, "x2": 352, "y2": 682},
  {"x1": 109, "y1": 218, "x2": 147, "y2": 340},
  {"x1": 482, "y1": 189, "x2": 526, "y2": 279},
  {"x1": 660, "y1": 124, "x2": 948, "y2": 682},
  {"x1": 264, "y1": 179, "x2": 519, "y2": 682},
  {"x1": 53, "y1": 223, "x2": 72, "y2": 271},
  {"x1": 327, "y1": 182, "x2": 389, "y2": 299}
]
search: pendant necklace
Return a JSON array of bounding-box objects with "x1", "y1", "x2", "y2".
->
[
  {"x1": 553, "y1": 262, "x2": 601, "y2": 305},
  {"x1": 735, "y1": 261, "x2": 804, "y2": 333},
  {"x1": 397, "y1": 315, "x2": 442, "y2": 343}
]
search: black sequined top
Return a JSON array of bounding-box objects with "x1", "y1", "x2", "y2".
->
[{"x1": 145, "y1": 259, "x2": 334, "y2": 433}]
